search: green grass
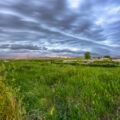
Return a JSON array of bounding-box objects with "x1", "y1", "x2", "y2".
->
[
  {"x1": 0, "y1": 60, "x2": 120, "y2": 120},
  {"x1": 0, "y1": 64, "x2": 26, "y2": 120}
]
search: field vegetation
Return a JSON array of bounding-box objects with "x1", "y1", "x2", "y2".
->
[{"x1": 0, "y1": 59, "x2": 120, "y2": 120}]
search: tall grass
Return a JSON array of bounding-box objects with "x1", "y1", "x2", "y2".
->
[
  {"x1": 0, "y1": 64, "x2": 26, "y2": 120},
  {"x1": 1, "y1": 61, "x2": 120, "y2": 120}
]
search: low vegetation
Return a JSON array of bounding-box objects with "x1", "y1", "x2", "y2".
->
[
  {"x1": 0, "y1": 59, "x2": 120, "y2": 120},
  {"x1": 0, "y1": 64, "x2": 26, "y2": 120}
]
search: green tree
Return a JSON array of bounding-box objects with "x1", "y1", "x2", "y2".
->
[
  {"x1": 104, "y1": 55, "x2": 111, "y2": 59},
  {"x1": 84, "y1": 52, "x2": 91, "y2": 59}
]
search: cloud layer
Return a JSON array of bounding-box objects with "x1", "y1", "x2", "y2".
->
[{"x1": 0, "y1": 0, "x2": 120, "y2": 58}]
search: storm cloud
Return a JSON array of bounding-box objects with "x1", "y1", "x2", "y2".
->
[{"x1": 0, "y1": 0, "x2": 120, "y2": 58}]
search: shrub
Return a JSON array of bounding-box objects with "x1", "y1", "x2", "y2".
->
[{"x1": 104, "y1": 55, "x2": 111, "y2": 59}]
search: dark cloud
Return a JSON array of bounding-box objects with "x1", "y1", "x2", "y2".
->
[
  {"x1": 10, "y1": 44, "x2": 44, "y2": 50},
  {"x1": 0, "y1": 44, "x2": 47, "y2": 51},
  {"x1": 0, "y1": 0, "x2": 120, "y2": 58},
  {"x1": 0, "y1": 44, "x2": 9, "y2": 49}
]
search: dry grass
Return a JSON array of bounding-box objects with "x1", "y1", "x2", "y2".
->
[{"x1": 0, "y1": 64, "x2": 26, "y2": 120}]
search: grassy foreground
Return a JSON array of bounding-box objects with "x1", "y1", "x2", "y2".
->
[
  {"x1": 0, "y1": 64, "x2": 26, "y2": 120},
  {"x1": 0, "y1": 60, "x2": 120, "y2": 120}
]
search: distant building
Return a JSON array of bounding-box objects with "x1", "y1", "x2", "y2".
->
[
  {"x1": 92, "y1": 57, "x2": 110, "y2": 61},
  {"x1": 112, "y1": 57, "x2": 120, "y2": 62}
]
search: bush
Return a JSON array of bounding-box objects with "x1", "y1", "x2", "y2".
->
[{"x1": 104, "y1": 55, "x2": 111, "y2": 59}]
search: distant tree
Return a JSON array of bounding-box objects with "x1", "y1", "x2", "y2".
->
[
  {"x1": 104, "y1": 55, "x2": 111, "y2": 59},
  {"x1": 84, "y1": 52, "x2": 91, "y2": 59}
]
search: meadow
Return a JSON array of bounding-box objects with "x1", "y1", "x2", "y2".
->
[{"x1": 0, "y1": 59, "x2": 120, "y2": 120}]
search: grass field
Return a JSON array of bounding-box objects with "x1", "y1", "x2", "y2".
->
[{"x1": 0, "y1": 59, "x2": 120, "y2": 120}]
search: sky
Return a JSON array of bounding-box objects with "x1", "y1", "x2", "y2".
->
[{"x1": 0, "y1": 0, "x2": 120, "y2": 58}]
